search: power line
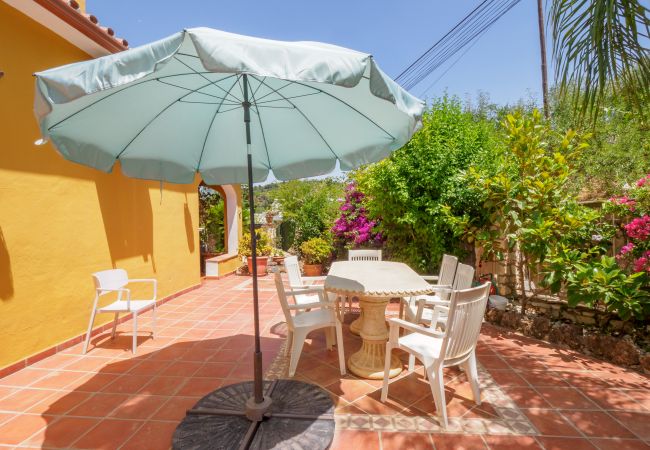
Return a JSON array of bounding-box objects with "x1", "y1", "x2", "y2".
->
[{"x1": 396, "y1": 0, "x2": 522, "y2": 91}]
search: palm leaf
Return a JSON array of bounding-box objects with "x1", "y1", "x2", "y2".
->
[{"x1": 550, "y1": 0, "x2": 650, "y2": 124}]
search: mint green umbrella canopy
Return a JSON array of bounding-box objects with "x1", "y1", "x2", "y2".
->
[{"x1": 34, "y1": 28, "x2": 424, "y2": 184}]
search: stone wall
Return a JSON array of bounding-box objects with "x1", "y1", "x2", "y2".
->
[{"x1": 485, "y1": 297, "x2": 650, "y2": 374}]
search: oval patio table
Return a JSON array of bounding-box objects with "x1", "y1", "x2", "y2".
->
[{"x1": 324, "y1": 261, "x2": 432, "y2": 379}]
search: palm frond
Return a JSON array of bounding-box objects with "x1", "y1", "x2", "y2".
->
[{"x1": 550, "y1": 0, "x2": 650, "y2": 124}]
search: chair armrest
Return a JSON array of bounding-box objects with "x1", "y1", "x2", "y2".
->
[
  {"x1": 388, "y1": 318, "x2": 444, "y2": 339},
  {"x1": 302, "y1": 276, "x2": 327, "y2": 282},
  {"x1": 97, "y1": 287, "x2": 131, "y2": 308},
  {"x1": 285, "y1": 288, "x2": 326, "y2": 297},
  {"x1": 290, "y1": 284, "x2": 324, "y2": 291},
  {"x1": 127, "y1": 278, "x2": 157, "y2": 301},
  {"x1": 287, "y1": 301, "x2": 327, "y2": 311},
  {"x1": 420, "y1": 275, "x2": 439, "y2": 281},
  {"x1": 418, "y1": 297, "x2": 450, "y2": 307}
]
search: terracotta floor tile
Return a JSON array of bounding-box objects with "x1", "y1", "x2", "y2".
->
[
  {"x1": 563, "y1": 410, "x2": 636, "y2": 438},
  {"x1": 0, "y1": 388, "x2": 56, "y2": 412},
  {"x1": 152, "y1": 396, "x2": 200, "y2": 421},
  {"x1": 303, "y1": 362, "x2": 345, "y2": 386},
  {"x1": 72, "y1": 373, "x2": 121, "y2": 392},
  {"x1": 536, "y1": 387, "x2": 599, "y2": 410},
  {"x1": 483, "y1": 435, "x2": 543, "y2": 449},
  {"x1": 0, "y1": 414, "x2": 47, "y2": 445},
  {"x1": 67, "y1": 392, "x2": 130, "y2": 417},
  {"x1": 193, "y1": 362, "x2": 235, "y2": 378},
  {"x1": 621, "y1": 389, "x2": 650, "y2": 411},
  {"x1": 101, "y1": 374, "x2": 152, "y2": 394},
  {"x1": 0, "y1": 368, "x2": 47, "y2": 387},
  {"x1": 381, "y1": 372, "x2": 434, "y2": 406},
  {"x1": 524, "y1": 408, "x2": 581, "y2": 436},
  {"x1": 381, "y1": 431, "x2": 434, "y2": 449},
  {"x1": 175, "y1": 377, "x2": 224, "y2": 396},
  {"x1": 608, "y1": 411, "x2": 650, "y2": 440},
  {"x1": 488, "y1": 369, "x2": 530, "y2": 387},
  {"x1": 139, "y1": 376, "x2": 187, "y2": 396},
  {"x1": 325, "y1": 378, "x2": 377, "y2": 403},
  {"x1": 589, "y1": 437, "x2": 650, "y2": 449},
  {"x1": 25, "y1": 416, "x2": 98, "y2": 448},
  {"x1": 431, "y1": 434, "x2": 487, "y2": 450},
  {"x1": 580, "y1": 387, "x2": 648, "y2": 412},
  {"x1": 477, "y1": 355, "x2": 510, "y2": 369},
  {"x1": 536, "y1": 436, "x2": 597, "y2": 450},
  {"x1": 502, "y1": 386, "x2": 552, "y2": 409},
  {"x1": 351, "y1": 388, "x2": 417, "y2": 416},
  {"x1": 517, "y1": 370, "x2": 569, "y2": 387},
  {"x1": 121, "y1": 420, "x2": 177, "y2": 450},
  {"x1": 109, "y1": 394, "x2": 169, "y2": 419},
  {"x1": 72, "y1": 418, "x2": 144, "y2": 450},
  {"x1": 29, "y1": 390, "x2": 91, "y2": 415},
  {"x1": 330, "y1": 429, "x2": 380, "y2": 450}
]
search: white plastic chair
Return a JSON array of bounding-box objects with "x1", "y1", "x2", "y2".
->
[
  {"x1": 83, "y1": 269, "x2": 157, "y2": 354},
  {"x1": 344, "y1": 249, "x2": 382, "y2": 314},
  {"x1": 283, "y1": 256, "x2": 332, "y2": 308},
  {"x1": 406, "y1": 263, "x2": 475, "y2": 325},
  {"x1": 381, "y1": 283, "x2": 491, "y2": 428},
  {"x1": 348, "y1": 249, "x2": 382, "y2": 262},
  {"x1": 399, "y1": 254, "x2": 458, "y2": 320},
  {"x1": 274, "y1": 272, "x2": 346, "y2": 377}
]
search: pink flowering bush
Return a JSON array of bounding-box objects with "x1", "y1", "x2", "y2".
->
[
  {"x1": 332, "y1": 182, "x2": 383, "y2": 248},
  {"x1": 607, "y1": 174, "x2": 650, "y2": 274}
]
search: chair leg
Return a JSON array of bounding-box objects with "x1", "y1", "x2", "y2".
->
[
  {"x1": 132, "y1": 312, "x2": 138, "y2": 354},
  {"x1": 347, "y1": 296, "x2": 352, "y2": 315},
  {"x1": 285, "y1": 331, "x2": 293, "y2": 356},
  {"x1": 151, "y1": 304, "x2": 157, "y2": 339},
  {"x1": 408, "y1": 354, "x2": 416, "y2": 372},
  {"x1": 83, "y1": 308, "x2": 97, "y2": 354},
  {"x1": 288, "y1": 330, "x2": 307, "y2": 377},
  {"x1": 462, "y1": 352, "x2": 481, "y2": 405},
  {"x1": 111, "y1": 312, "x2": 119, "y2": 339},
  {"x1": 325, "y1": 327, "x2": 334, "y2": 350},
  {"x1": 426, "y1": 363, "x2": 448, "y2": 429},
  {"x1": 335, "y1": 321, "x2": 346, "y2": 375},
  {"x1": 398, "y1": 299, "x2": 404, "y2": 320},
  {"x1": 380, "y1": 342, "x2": 393, "y2": 402}
]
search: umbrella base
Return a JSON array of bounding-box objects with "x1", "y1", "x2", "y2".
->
[{"x1": 172, "y1": 379, "x2": 335, "y2": 450}]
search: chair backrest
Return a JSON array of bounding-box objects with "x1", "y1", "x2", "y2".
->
[
  {"x1": 273, "y1": 272, "x2": 295, "y2": 329},
  {"x1": 284, "y1": 255, "x2": 303, "y2": 287},
  {"x1": 348, "y1": 249, "x2": 382, "y2": 261},
  {"x1": 452, "y1": 263, "x2": 474, "y2": 290},
  {"x1": 92, "y1": 269, "x2": 128, "y2": 295},
  {"x1": 441, "y1": 283, "x2": 490, "y2": 362},
  {"x1": 438, "y1": 254, "x2": 458, "y2": 287}
]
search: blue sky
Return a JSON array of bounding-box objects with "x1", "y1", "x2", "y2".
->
[{"x1": 89, "y1": 0, "x2": 548, "y2": 107}]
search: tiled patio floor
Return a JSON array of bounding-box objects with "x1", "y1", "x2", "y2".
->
[{"x1": 0, "y1": 275, "x2": 648, "y2": 449}]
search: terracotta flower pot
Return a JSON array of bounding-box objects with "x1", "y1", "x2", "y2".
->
[
  {"x1": 303, "y1": 263, "x2": 323, "y2": 276},
  {"x1": 247, "y1": 256, "x2": 269, "y2": 276},
  {"x1": 272, "y1": 256, "x2": 285, "y2": 265}
]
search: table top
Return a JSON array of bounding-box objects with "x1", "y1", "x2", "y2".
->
[{"x1": 324, "y1": 261, "x2": 432, "y2": 297}]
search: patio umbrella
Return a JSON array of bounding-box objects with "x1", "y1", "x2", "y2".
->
[{"x1": 34, "y1": 27, "x2": 424, "y2": 448}]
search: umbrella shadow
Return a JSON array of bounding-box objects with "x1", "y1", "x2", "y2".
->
[{"x1": 40, "y1": 333, "x2": 325, "y2": 449}]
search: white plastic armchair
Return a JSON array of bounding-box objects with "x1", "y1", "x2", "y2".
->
[
  {"x1": 412, "y1": 263, "x2": 475, "y2": 326},
  {"x1": 399, "y1": 254, "x2": 458, "y2": 319},
  {"x1": 274, "y1": 272, "x2": 345, "y2": 377},
  {"x1": 343, "y1": 249, "x2": 382, "y2": 315},
  {"x1": 283, "y1": 256, "x2": 334, "y2": 309},
  {"x1": 83, "y1": 269, "x2": 157, "y2": 354},
  {"x1": 381, "y1": 283, "x2": 491, "y2": 428}
]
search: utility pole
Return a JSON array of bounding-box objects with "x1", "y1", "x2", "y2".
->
[{"x1": 537, "y1": 0, "x2": 550, "y2": 119}]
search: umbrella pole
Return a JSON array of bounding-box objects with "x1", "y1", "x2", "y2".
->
[{"x1": 242, "y1": 74, "x2": 272, "y2": 421}]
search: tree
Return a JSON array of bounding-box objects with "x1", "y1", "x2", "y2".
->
[{"x1": 550, "y1": 0, "x2": 650, "y2": 123}]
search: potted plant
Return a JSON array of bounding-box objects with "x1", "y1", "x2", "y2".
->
[
  {"x1": 239, "y1": 230, "x2": 273, "y2": 276},
  {"x1": 271, "y1": 247, "x2": 286, "y2": 265},
  {"x1": 300, "y1": 237, "x2": 332, "y2": 276}
]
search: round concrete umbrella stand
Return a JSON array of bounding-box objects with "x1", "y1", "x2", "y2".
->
[{"x1": 172, "y1": 379, "x2": 335, "y2": 450}]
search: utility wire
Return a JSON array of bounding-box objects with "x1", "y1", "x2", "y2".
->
[{"x1": 396, "y1": 0, "x2": 522, "y2": 91}]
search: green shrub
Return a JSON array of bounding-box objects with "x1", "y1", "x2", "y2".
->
[
  {"x1": 238, "y1": 230, "x2": 272, "y2": 257},
  {"x1": 300, "y1": 237, "x2": 333, "y2": 265}
]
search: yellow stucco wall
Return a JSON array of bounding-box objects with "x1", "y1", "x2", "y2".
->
[{"x1": 0, "y1": 3, "x2": 200, "y2": 369}]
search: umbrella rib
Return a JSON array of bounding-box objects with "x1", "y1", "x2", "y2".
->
[
  {"x1": 254, "y1": 76, "x2": 341, "y2": 161},
  {"x1": 248, "y1": 77, "x2": 272, "y2": 170},
  {"x1": 173, "y1": 56, "x2": 243, "y2": 103},
  {"x1": 255, "y1": 92, "x2": 321, "y2": 105},
  {"x1": 196, "y1": 76, "x2": 242, "y2": 172},
  {"x1": 113, "y1": 78, "x2": 227, "y2": 161},
  {"x1": 157, "y1": 79, "x2": 240, "y2": 104},
  {"x1": 290, "y1": 80, "x2": 395, "y2": 140},
  {"x1": 46, "y1": 72, "x2": 235, "y2": 132},
  {"x1": 253, "y1": 81, "x2": 294, "y2": 102}
]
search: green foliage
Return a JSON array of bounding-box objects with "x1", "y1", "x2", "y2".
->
[
  {"x1": 199, "y1": 186, "x2": 225, "y2": 253},
  {"x1": 551, "y1": 87, "x2": 650, "y2": 196},
  {"x1": 299, "y1": 237, "x2": 333, "y2": 265},
  {"x1": 263, "y1": 179, "x2": 343, "y2": 250},
  {"x1": 353, "y1": 97, "x2": 499, "y2": 272},
  {"x1": 238, "y1": 230, "x2": 272, "y2": 257},
  {"x1": 545, "y1": 250, "x2": 650, "y2": 320}
]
